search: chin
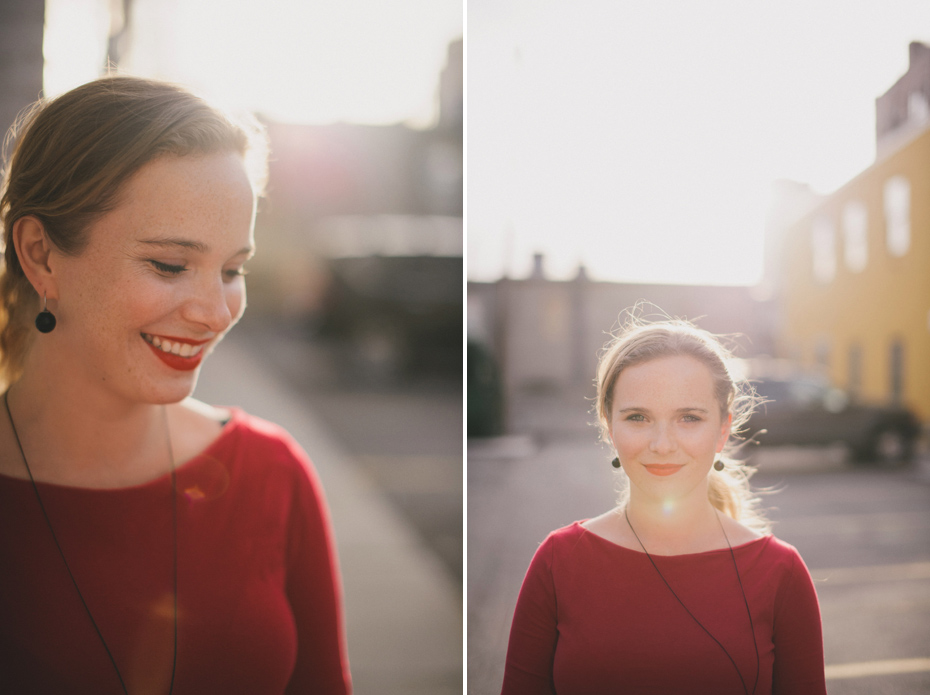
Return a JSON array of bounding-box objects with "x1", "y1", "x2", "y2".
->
[{"x1": 139, "y1": 372, "x2": 202, "y2": 406}]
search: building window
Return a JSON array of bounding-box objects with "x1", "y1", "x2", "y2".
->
[
  {"x1": 811, "y1": 216, "x2": 836, "y2": 284},
  {"x1": 884, "y1": 176, "x2": 911, "y2": 257},
  {"x1": 908, "y1": 91, "x2": 929, "y2": 124},
  {"x1": 889, "y1": 339, "x2": 904, "y2": 404},
  {"x1": 842, "y1": 201, "x2": 868, "y2": 272},
  {"x1": 847, "y1": 343, "x2": 862, "y2": 400}
]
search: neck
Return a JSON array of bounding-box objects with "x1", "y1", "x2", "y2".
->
[
  {"x1": 624, "y1": 485, "x2": 722, "y2": 554},
  {"x1": 7, "y1": 362, "x2": 173, "y2": 488}
]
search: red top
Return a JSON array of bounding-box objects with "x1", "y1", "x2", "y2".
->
[
  {"x1": 0, "y1": 408, "x2": 351, "y2": 694},
  {"x1": 501, "y1": 521, "x2": 825, "y2": 695}
]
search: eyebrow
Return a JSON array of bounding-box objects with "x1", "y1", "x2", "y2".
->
[
  {"x1": 618, "y1": 407, "x2": 710, "y2": 414},
  {"x1": 139, "y1": 237, "x2": 254, "y2": 257}
]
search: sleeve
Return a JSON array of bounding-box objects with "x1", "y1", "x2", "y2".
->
[
  {"x1": 771, "y1": 549, "x2": 826, "y2": 695},
  {"x1": 500, "y1": 538, "x2": 558, "y2": 695},
  {"x1": 282, "y1": 449, "x2": 352, "y2": 695}
]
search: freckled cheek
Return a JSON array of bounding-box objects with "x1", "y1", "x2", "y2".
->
[
  {"x1": 610, "y1": 427, "x2": 649, "y2": 457},
  {"x1": 226, "y1": 283, "x2": 246, "y2": 322}
]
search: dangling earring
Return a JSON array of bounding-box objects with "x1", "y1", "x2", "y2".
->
[
  {"x1": 713, "y1": 459, "x2": 725, "y2": 471},
  {"x1": 611, "y1": 457, "x2": 621, "y2": 469},
  {"x1": 35, "y1": 292, "x2": 56, "y2": 333}
]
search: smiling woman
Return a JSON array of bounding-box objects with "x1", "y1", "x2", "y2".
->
[
  {"x1": 500, "y1": 315, "x2": 827, "y2": 695},
  {"x1": 0, "y1": 76, "x2": 350, "y2": 694}
]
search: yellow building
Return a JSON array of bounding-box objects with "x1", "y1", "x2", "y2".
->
[{"x1": 779, "y1": 47, "x2": 930, "y2": 419}]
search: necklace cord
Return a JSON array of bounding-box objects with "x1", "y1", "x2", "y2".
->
[
  {"x1": 4, "y1": 390, "x2": 178, "y2": 695},
  {"x1": 720, "y1": 510, "x2": 761, "y2": 695},
  {"x1": 162, "y1": 405, "x2": 179, "y2": 692},
  {"x1": 624, "y1": 507, "x2": 758, "y2": 695}
]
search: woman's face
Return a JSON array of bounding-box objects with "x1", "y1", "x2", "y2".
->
[
  {"x1": 608, "y1": 354, "x2": 731, "y2": 504},
  {"x1": 47, "y1": 151, "x2": 256, "y2": 405}
]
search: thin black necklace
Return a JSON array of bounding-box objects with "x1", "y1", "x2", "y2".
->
[
  {"x1": 4, "y1": 391, "x2": 178, "y2": 695},
  {"x1": 624, "y1": 507, "x2": 760, "y2": 695}
]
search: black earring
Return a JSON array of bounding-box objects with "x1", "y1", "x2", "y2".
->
[
  {"x1": 35, "y1": 293, "x2": 56, "y2": 333},
  {"x1": 713, "y1": 459, "x2": 725, "y2": 471},
  {"x1": 611, "y1": 457, "x2": 621, "y2": 469}
]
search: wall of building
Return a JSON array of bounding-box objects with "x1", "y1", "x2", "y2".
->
[
  {"x1": 780, "y1": 125, "x2": 930, "y2": 418},
  {"x1": 469, "y1": 276, "x2": 772, "y2": 398}
]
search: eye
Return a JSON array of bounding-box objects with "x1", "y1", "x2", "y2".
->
[
  {"x1": 682, "y1": 414, "x2": 703, "y2": 423},
  {"x1": 625, "y1": 413, "x2": 646, "y2": 422},
  {"x1": 223, "y1": 267, "x2": 249, "y2": 281},
  {"x1": 149, "y1": 260, "x2": 187, "y2": 276}
]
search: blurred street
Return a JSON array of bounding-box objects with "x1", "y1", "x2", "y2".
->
[
  {"x1": 194, "y1": 319, "x2": 462, "y2": 695},
  {"x1": 233, "y1": 314, "x2": 463, "y2": 583},
  {"x1": 467, "y1": 391, "x2": 930, "y2": 695}
]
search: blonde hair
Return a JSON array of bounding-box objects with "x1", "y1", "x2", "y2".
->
[
  {"x1": 0, "y1": 75, "x2": 268, "y2": 386},
  {"x1": 595, "y1": 311, "x2": 771, "y2": 534}
]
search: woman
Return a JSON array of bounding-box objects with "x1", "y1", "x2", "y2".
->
[
  {"x1": 0, "y1": 76, "x2": 351, "y2": 694},
  {"x1": 501, "y1": 318, "x2": 826, "y2": 695}
]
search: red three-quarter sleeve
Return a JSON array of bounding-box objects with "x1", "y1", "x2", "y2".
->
[
  {"x1": 501, "y1": 538, "x2": 559, "y2": 695},
  {"x1": 283, "y1": 447, "x2": 352, "y2": 695},
  {"x1": 771, "y1": 552, "x2": 827, "y2": 695}
]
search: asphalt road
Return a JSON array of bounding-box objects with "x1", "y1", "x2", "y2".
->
[
  {"x1": 467, "y1": 430, "x2": 930, "y2": 694},
  {"x1": 235, "y1": 315, "x2": 464, "y2": 584}
]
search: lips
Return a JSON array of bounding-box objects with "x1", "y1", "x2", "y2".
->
[
  {"x1": 142, "y1": 333, "x2": 211, "y2": 372},
  {"x1": 643, "y1": 464, "x2": 685, "y2": 476}
]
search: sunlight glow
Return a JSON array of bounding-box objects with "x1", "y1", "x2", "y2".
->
[
  {"x1": 44, "y1": 0, "x2": 462, "y2": 127},
  {"x1": 43, "y1": 0, "x2": 110, "y2": 97},
  {"x1": 469, "y1": 0, "x2": 930, "y2": 285},
  {"x1": 124, "y1": 0, "x2": 461, "y2": 127}
]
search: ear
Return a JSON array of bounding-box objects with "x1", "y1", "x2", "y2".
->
[
  {"x1": 716, "y1": 412, "x2": 733, "y2": 452},
  {"x1": 12, "y1": 216, "x2": 57, "y2": 300}
]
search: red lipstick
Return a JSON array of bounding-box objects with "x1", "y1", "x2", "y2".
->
[{"x1": 143, "y1": 334, "x2": 210, "y2": 372}]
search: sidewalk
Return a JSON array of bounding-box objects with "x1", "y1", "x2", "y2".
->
[{"x1": 193, "y1": 332, "x2": 462, "y2": 695}]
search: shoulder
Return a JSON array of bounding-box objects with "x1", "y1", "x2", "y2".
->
[
  {"x1": 529, "y1": 521, "x2": 591, "y2": 567},
  {"x1": 542, "y1": 520, "x2": 588, "y2": 547},
  {"x1": 760, "y1": 535, "x2": 807, "y2": 565},
  {"x1": 175, "y1": 399, "x2": 316, "y2": 481},
  {"x1": 754, "y1": 535, "x2": 817, "y2": 592},
  {"x1": 518, "y1": 523, "x2": 587, "y2": 594}
]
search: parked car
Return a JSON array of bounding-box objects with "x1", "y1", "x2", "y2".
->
[
  {"x1": 310, "y1": 215, "x2": 463, "y2": 381},
  {"x1": 316, "y1": 254, "x2": 461, "y2": 380},
  {"x1": 740, "y1": 366, "x2": 921, "y2": 467}
]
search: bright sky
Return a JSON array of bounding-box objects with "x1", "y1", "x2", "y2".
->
[
  {"x1": 44, "y1": 0, "x2": 463, "y2": 127},
  {"x1": 468, "y1": 0, "x2": 930, "y2": 285}
]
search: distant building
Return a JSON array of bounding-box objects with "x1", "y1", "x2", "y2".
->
[
  {"x1": 876, "y1": 42, "x2": 930, "y2": 158},
  {"x1": 468, "y1": 257, "x2": 772, "y2": 404},
  {"x1": 250, "y1": 37, "x2": 463, "y2": 315},
  {"x1": 778, "y1": 42, "x2": 930, "y2": 419}
]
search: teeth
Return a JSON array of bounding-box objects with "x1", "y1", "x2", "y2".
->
[{"x1": 143, "y1": 333, "x2": 206, "y2": 359}]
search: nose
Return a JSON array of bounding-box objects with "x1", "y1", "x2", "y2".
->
[
  {"x1": 649, "y1": 422, "x2": 677, "y2": 454},
  {"x1": 184, "y1": 275, "x2": 236, "y2": 333}
]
